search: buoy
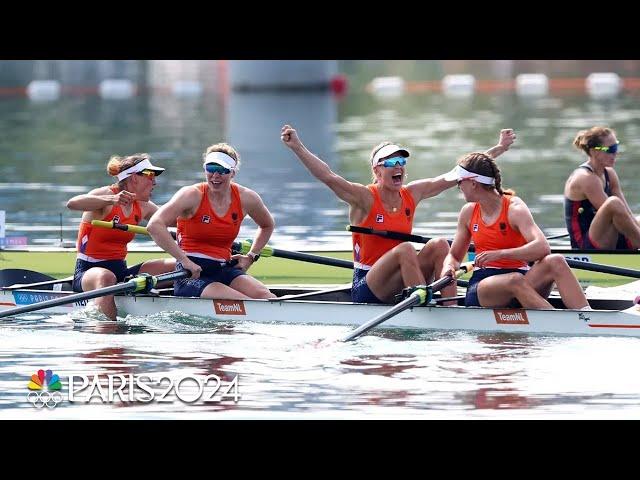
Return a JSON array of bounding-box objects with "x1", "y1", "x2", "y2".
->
[
  {"x1": 368, "y1": 76, "x2": 405, "y2": 98},
  {"x1": 172, "y1": 80, "x2": 203, "y2": 98},
  {"x1": 586, "y1": 73, "x2": 621, "y2": 99},
  {"x1": 442, "y1": 74, "x2": 475, "y2": 97},
  {"x1": 515, "y1": 74, "x2": 548, "y2": 97},
  {"x1": 99, "y1": 79, "x2": 135, "y2": 99},
  {"x1": 26, "y1": 80, "x2": 61, "y2": 102},
  {"x1": 330, "y1": 74, "x2": 348, "y2": 97}
]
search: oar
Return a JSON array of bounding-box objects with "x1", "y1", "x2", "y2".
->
[
  {"x1": 347, "y1": 225, "x2": 638, "y2": 256},
  {"x1": 565, "y1": 259, "x2": 640, "y2": 279},
  {"x1": 92, "y1": 221, "x2": 355, "y2": 270},
  {"x1": 2, "y1": 275, "x2": 74, "y2": 291},
  {"x1": 341, "y1": 263, "x2": 474, "y2": 342},
  {"x1": 232, "y1": 239, "x2": 354, "y2": 269},
  {"x1": 0, "y1": 270, "x2": 189, "y2": 319},
  {"x1": 91, "y1": 220, "x2": 177, "y2": 240}
]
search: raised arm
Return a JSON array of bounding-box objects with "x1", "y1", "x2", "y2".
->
[
  {"x1": 281, "y1": 124, "x2": 372, "y2": 211},
  {"x1": 147, "y1": 186, "x2": 203, "y2": 278},
  {"x1": 235, "y1": 187, "x2": 275, "y2": 271},
  {"x1": 408, "y1": 128, "x2": 516, "y2": 202},
  {"x1": 474, "y1": 197, "x2": 551, "y2": 268},
  {"x1": 66, "y1": 186, "x2": 136, "y2": 220}
]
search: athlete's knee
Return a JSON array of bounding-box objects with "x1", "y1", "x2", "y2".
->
[
  {"x1": 601, "y1": 196, "x2": 625, "y2": 213},
  {"x1": 543, "y1": 253, "x2": 569, "y2": 273},
  {"x1": 394, "y1": 242, "x2": 417, "y2": 259},
  {"x1": 94, "y1": 271, "x2": 117, "y2": 288},
  {"x1": 427, "y1": 237, "x2": 450, "y2": 255}
]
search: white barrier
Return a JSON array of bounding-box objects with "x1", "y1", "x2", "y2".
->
[
  {"x1": 172, "y1": 80, "x2": 203, "y2": 98},
  {"x1": 586, "y1": 73, "x2": 621, "y2": 99},
  {"x1": 99, "y1": 79, "x2": 135, "y2": 99},
  {"x1": 442, "y1": 74, "x2": 475, "y2": 97},
  {"x1": 26, "y1": 80, "x2": 61, "y2": 101},
  {"x1": 369, "y1": 76, "x2": 405, "y2": 98},
  {"x1": 515, "y1": 74, "x2": 549, "y2": 97}
]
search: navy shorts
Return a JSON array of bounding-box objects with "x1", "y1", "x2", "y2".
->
[
  {"x1": 465, "y1": 268, "x2": 527, "y2": 307},
  {"x1": 351, "y1": 268, "x2": 385, "y2": 304},
  {"x1": 72, "y1": 259, "x2": 143, "y2": 292},
  {"x1": 174, "y1": 256, "x2": 246, "y2": 297}
]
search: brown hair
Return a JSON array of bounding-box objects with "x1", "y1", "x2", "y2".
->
[
  {"x1": 573, "y1": 126, "x2": 615, "y2": 155},
  {"x1": 203, "y1": 143, "x2": 241, "y2": 171},
  {"x1": 107, "y1": 153, "x2": 151, "y2": 189},
  {"x1": 458, "y1": 152, "x2": 514, "y2": 196}
]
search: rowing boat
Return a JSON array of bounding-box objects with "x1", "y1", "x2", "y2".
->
[{"x1": 2, "y1": 281, "x2": 639, "y2": 338}]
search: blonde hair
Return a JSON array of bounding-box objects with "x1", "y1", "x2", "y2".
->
[
  {"x1": 203, "y1": 143, "x2": 241, "y2": 172},
  {"x1": 107, "y1": 153, "x2": 151, "y2": 189},
  {"x1": 573, "y1": 126, "x2": 615, "y2": 156}
]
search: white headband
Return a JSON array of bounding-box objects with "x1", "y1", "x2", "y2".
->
[
  {"x1": 443, "y1": 165, "x2": 495, "y2": 185},
  {"x1": 371, "y1": 144, "x2": 410, "y2": 166},
  {"x1": 204, "y1": 151, "x2": 237, "y2": 171},
  {"x1": 116, "y1": 158, "x2": 165, "y2": 181}
]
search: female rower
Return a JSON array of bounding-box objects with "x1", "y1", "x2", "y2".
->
[
  {"x1": 147, "y1": 143, "x2": 276, "y2": 300},
  {"x1": 66, "y1": 153, "x2": 176, "y2": 320},
  {"x1": 564, "y1": 126, "x2": 640, "y2": 250},
  {"x1": 442, "y1": 152, "x2": 590, "y2": 310}
]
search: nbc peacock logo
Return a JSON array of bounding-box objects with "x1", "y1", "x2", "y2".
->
[{"x1": 27, "y1": 369, "x2": 63, "y2": 409}]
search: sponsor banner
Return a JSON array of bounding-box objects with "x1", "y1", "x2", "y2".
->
[
  {"x1": 214, "y1": 300, "x2": 246, "y2": 315},
  {"x1": 0, "y1": 236, "x2": 28, "y2": 246},
  {"x1": 494, "y1": 308, "x2": 529, "y2": 325}
]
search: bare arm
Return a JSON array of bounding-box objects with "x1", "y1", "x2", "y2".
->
[
  {"x1": 408, "y1": 128, "x2": 517, "y2": 202},
  {"x1": 281, "y1": 124, "x2": 372, "y2": 212},
  {"x1": 147, "y1": 185, "x2": 203, "y2": 278},
  {"x1": 474, "y1": 197, "x2": 550, "y2": 268},
  {"x1": 235, "y1": 187, "x2": 275, "y2": 271},
  {"x1": 441, "y1": 203, "x2": 474, "y2": 277},
  {"x1": 607, "y1": 167, "x2": 636, "y2": 217},
  {"x1": 66, "y1": 186, "x2": 136, "y2": 220}
]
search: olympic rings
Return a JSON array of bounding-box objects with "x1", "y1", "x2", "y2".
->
[{"x1": 27, "y1": 390, "x2": 63, "y2": 409}]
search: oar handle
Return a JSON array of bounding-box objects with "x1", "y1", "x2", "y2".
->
[{"x1": 91, "y1": 220, "x2": 177, "y2": 240}]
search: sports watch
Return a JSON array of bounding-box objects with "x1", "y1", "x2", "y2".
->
[{"x1": 247, "y1": 251, "x2": 260, "y2": 263}]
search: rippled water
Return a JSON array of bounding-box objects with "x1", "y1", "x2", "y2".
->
[{"x1": 3, "y1": 311, "x2": 640, "y2": 419}]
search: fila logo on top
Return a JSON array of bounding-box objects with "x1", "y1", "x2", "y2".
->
[
  {"x1": 376, "y1": 214, "x2": 384, "y2": 223},
  {"x1": 113, "y1": 215, "x2": 120, "y2": 224},
  {"x1": 202, "y1": 215, "x2": 210, "y2": 224},
  {"x1": 473, "y1": 224, "x2": 479, "y2": 232}
]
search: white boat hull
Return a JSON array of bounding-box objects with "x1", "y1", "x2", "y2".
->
[{"x1": 2, "y1": 287, "x2": 640, "y2": 338}]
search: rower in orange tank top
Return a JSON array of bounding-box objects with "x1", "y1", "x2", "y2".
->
[
  {"x1": 66, "y1": 153, "x2": 176, "y2": 320},
  {"x1": 147, "y1": 143, "x2": 276, "y2": 301},
  {"x1": 441, "y1": 152, "x2": 590, "y2": 311}
]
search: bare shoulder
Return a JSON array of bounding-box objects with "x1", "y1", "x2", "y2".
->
[
  {"x1": 507, "y1": 195, "x2": 531, "y2": 214},
  {"x1": 458, "y1": 202, "x2": 475, "y2": 221}
]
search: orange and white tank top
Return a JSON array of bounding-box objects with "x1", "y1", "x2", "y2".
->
[
  {"x1": 469, "y1": 195, "x2": 528, "y2": 269},
  {"x1": 352, "y1": 185, "x2": 415, "y2": 270},
  {"x1": 76, "y1": 187, "x2": 142, "y2": 261},
  {"x1": 176, "y1": 183, "x2": 243, "y2": 261}
]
